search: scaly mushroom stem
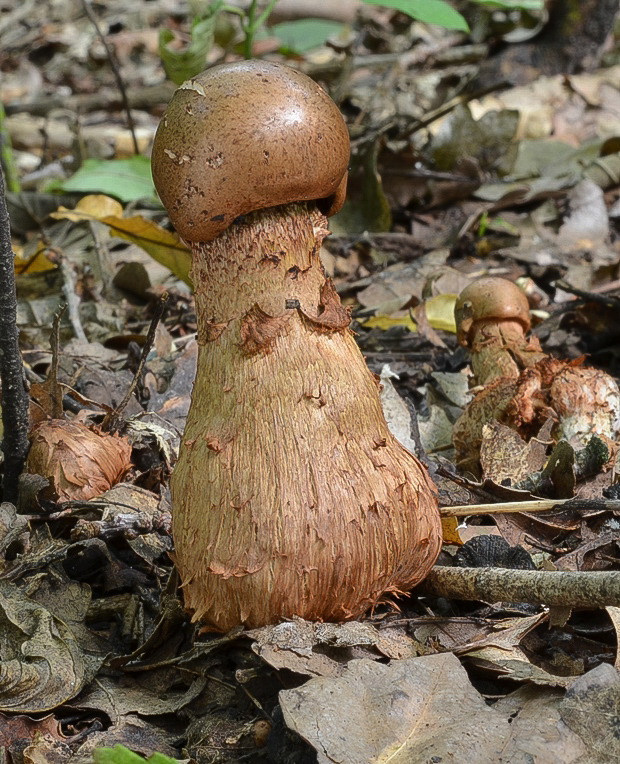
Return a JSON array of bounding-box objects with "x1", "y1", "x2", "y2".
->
[
  {"x1": 172, "y1": 203, "x2": 441, "y2": 631},
  {"x1": 468, "y1": 319, "x2": 546, "y2": 386}
]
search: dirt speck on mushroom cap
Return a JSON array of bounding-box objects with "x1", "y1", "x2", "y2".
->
[{"x1": 151, "y1": 60, "x2": 350, "y2": 243}]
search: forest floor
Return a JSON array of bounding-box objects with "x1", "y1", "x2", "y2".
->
[{"x1": 3, "y1": 0, "x2": 620, "y2": 762}]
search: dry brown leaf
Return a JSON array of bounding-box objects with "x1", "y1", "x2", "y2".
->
[
  {"x1": 26, "y1": 420, "x2": 132, "y2": 502},
  {"x1": 280, "y1": 652, "x2": 510, "y2": 764}
]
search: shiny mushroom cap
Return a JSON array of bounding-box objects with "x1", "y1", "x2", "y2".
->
[
  {"x1": 455, "y1": 276, "x2": 531, "y2": 347},
  {"x1": 151, "y1": 60, "x2": 350, "y2": 243}
]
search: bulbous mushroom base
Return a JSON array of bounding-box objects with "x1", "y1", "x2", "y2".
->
[{"x1": 172, "y1": 203, "x2": 441, "y2": 631}]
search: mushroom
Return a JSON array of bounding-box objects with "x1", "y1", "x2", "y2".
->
[
  {"x1": 452, "y1": 276, "x2": 620, "y2": 476},
  {"x1": 151, "y1": 60, "x2": 441, "y2": 632},
  {"x1": 454, "y1": 276, "x2": 545, "y2": 385}
]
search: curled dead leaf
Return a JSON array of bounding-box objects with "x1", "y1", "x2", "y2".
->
[{"x1": 26, "y1": 420, "x2": 132, "y2": 502}]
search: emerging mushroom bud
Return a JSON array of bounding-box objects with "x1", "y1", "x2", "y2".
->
[
  {"x1": 152, "y1": 61, "x2": 441, "y2": 631},
  {"x1": 26, "y1": 420, "x2": 132, "y2": 502},
  {"x1": 454, "y1": 276, "x2": 546, "y2": 385}
]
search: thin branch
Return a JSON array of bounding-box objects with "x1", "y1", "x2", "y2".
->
[
  {"x1": 48, "y1": 306, "x2": 67, "y2": 419},
  {"x1": 101, "y1": 292, "x2": 169, "y2": 434},
  {"x1": 441, "y1": 499, "x2": 567, "y2": 516},
  {"x1": 0, "y1": 164, "x2": 29, "y2": 503},
  {"x1": 441, "y1": 497, "x2": 620, "y2": 517},
  {"x1": 60, "y1": 257, "x2": 87, "y2": 341},
  {"x1": 80, "y1": 0, "x2": 139, "y2": 155}
]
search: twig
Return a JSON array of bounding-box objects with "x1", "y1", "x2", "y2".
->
[
  {"x1": 60, "y1": 258, "x2": 87, "y2": 341},
  {"x1": 420, "y1": 566, "x2": 620, "y2": 608},
  {"x1": 80, "y1": 0, "x2": 139, "y2": 155},
  {"x1": 441, "y1": 497, "x2": 620, "y2": 517},
  {"x1": 5, "y1": 82, "x2": 176, "y2": 118},
  {"x1": 435, "y1": 464, "x2": 502, "y2": 504},
  {"x1": 101, "y1": 292, "x2": 169, "y2": 434},
  {"x1": 0, "y1": 164, "x2": 29, "y2": 504},
  {"x1": 555, "y1": 279, "x2": 620, "y2": 309},
  {"x1": 440, "y1": 499, "x2": 566, "y2": 516},
  {"x1": 48, "y1": 306, "x2": 66, "y2": 419},
  {"x1": 401, "y1": 81, "x2": 513, "y2": 140}
]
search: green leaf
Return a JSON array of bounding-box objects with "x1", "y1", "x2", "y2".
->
[
  {"x1": 159, "y1": 13, "x2": 218, "y2": 85},
  {"x1": 271, "y1": 19, "x2": 346, "y2": 53},
  {"x1": 49, "y1": 157, "x2": 156, "y2": 203},
  {"x1": 362, "y1": 0, "x2": 469, "y2": 31},
  {"x1": 93, "y1": 745, "x2": 182, "y2": 764},
  {"x1": 468, "y1": 0, "x2": 543, "y2": 9}
]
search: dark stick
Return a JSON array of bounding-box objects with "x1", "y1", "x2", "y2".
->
[
  {"x1": 0, "y1": 164, "x2": 29, "y2": 503},
  {"x1": 101, "y1": 291, "x2": 169, "y2": 434}
]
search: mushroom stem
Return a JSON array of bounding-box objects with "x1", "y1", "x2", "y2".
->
[
  {"x1": 469, "y1": 319, "x2": 546, "y2": 386},
  {"x1": 172, "y1": 202, "x2": 441, "y2": 631}
]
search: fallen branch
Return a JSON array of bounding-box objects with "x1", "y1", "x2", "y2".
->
[
  {"x1": 420, "y1": 566, "x2": 620, "y2": 607},
  {"x1": 440, "y1": 497, "x2": 620, "y2": 516}
]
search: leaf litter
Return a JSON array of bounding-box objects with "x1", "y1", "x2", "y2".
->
[{"x1": 3, "y1": 0, "x2": 620, "y2": 761}]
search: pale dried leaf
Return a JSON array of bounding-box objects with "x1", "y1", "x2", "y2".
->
[
  {"x1": 280, "y1": 653, "x2": 509, "y2": 764},
  {"x1": 0, "y1": 580, "x2": 88, "y2": 712}
]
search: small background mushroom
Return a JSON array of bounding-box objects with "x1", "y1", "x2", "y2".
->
[{"x1": 452, "y1": 276, "x2": 620, "y2": 478}]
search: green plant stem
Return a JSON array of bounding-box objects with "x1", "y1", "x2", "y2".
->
[
  {"x1": 241, "y1": 0, "x2": 280, "y2": 59},
  {"x1": 254, "y1": 0, "x2": 280, "y2": 30}
]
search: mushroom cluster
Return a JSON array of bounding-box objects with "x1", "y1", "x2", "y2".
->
[
  {"x1": 152, "y1": 61, "x2": 441, "y2": 631},
  {"x1": 452, "y1": 276, "x2": 620, "y2": 475}
]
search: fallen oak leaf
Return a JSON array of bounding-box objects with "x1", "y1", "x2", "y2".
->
[{"x1": 0, "y1": 579, "x2": 91, "y2": 712}]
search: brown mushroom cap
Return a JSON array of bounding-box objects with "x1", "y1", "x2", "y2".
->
[
  {"x1": 455, "y1": 276, "x2": 531, "y2": 347},
  {"x1": 151, "y1": 60, "x2": 350, "y2": 243}
]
